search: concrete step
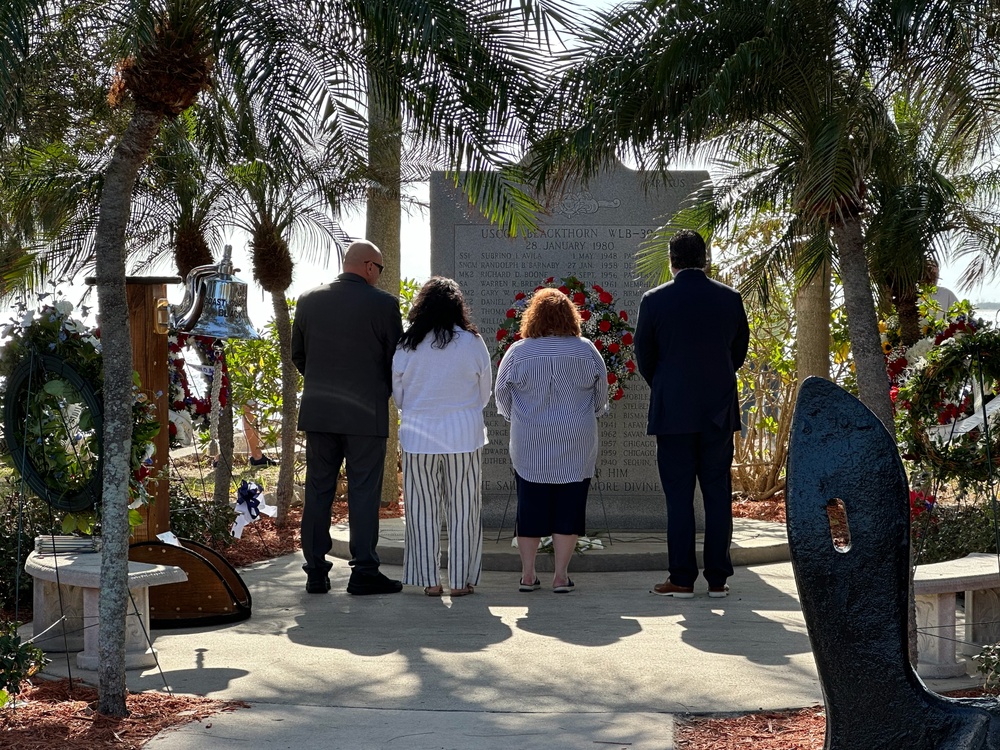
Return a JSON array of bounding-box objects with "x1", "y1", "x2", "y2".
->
[{"x1": 331, "y1": 517, "x2": 788, "y2": 572}]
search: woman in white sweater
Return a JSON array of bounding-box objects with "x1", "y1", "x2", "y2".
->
[{"x1": 392, "y1": 277, "x2": 492, "y2": 597}]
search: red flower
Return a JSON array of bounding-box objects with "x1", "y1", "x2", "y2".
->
[
  {"x1": 594, "y1": 339, "x2": 604, "y2": 351},
  {"x1": 608, "y1": 372, "x2": 618, "y2": 384},
  {"x1": 599, "y1": 291, "x2": 613, "y2": 304},
  {"x1": 496, "y1": 329, "x2": 507, "y2": 341},
  {"x1": 558, "y1": 285, "x2": 570, "y2": 295},
  {"x1": 513, "y1": 333, "x2": 522, "y2": 341},
  {"x1": 535, "y1": 286, "x2": 545, "y2": 292},
  {"x1": 625, "y1": 360, "x2": 636, "y2": 372},
  {"x1": 592, "y1": 284, "x2": 604, "y2": 293},
  {"x1": 619, "y1": 310, "x2": 628, "y2": 321},
  {"x1": 599, "y1": 320, "x2": 612, "y2": 332},
  {"x1": 515, "y1": 292, "x2": 526, "y2": 301},
  {"x1": 195, "y1": 401, "x2": 210, "y2": 415},
  {"x1": 613, "y1": 388, "x2": 624, "y2": 401},
  {"x1": 573, "y1": 292, "x2": 586, "y2": 305},
  {"x1": 545, "y1": 276, "x2": 555, "y2": 283},
  {"x1": 506, "y1": 308, "x2": 516, "y2": 318},
  {"x1": 581, "y1": 310, "x2": 591, "y2": 321},
  {"x1": 608, "y1": 343, "x2": 620, "y2": 354},
  {"x1": 168, "y1": 422, "x2": 177, "y2": 437},
  {"x1": 621, "y1": 332, "x2": 633, "y2": 345},
  {"x1": 889, "y1": 386, "x2": 899, "y2": 403},
  {"x1": 173, "y1": 401, "x2": 185, "y2": 411}
]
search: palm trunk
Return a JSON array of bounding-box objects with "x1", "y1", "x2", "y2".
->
[
  {"x1": 795, "y1": 260, "x2": 831, "y2": 388},
  {"x1": 271, "y1": 291, "x2": 298, "y2": 527},
  {"x1": 212, "y1": 396, "x2": 234, "y2": 508},
  {"x1": 95, "y1": 106, "x2": 163, "y2": 717},
  {"x1": 894, "y1": 284, "x2": 921, "y2": 347},
  {"x1": 366, "y1": 86, "x2": 402, "y2": 507},
  {"x1": 833, "y1": 216, "x2": 917, "y2": 665},
  {"x1": 831, "y1": 216, "x2": 895, "y2": 437}
]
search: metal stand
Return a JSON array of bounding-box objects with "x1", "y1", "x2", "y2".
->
[{"x1": 494, "y1": 466, "x2": 613, "y2": 545}]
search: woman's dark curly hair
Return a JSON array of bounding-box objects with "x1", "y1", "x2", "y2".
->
[{"x1": 398, "y1": 276, "x2": 479, "y2": 351}]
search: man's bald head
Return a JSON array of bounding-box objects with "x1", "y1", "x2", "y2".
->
[{"x1": 343, "y1": 240, "x2": 384, "y2": 285}]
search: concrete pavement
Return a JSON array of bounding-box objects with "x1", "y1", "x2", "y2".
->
[{"x1": 35, "y1": 519, "x2": 978, "y2": 749}]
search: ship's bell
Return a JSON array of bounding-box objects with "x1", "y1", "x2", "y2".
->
[{"x1": 171, "y1": 245, "x2": 260, "y2": 340}]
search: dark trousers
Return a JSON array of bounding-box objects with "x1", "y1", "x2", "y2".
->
[
  {"x1": 655, "y1": 430, "x2": 735, "y2": 588},
  {"x1": 301, "y1": 431, "x2": 387, "y2": 576}
]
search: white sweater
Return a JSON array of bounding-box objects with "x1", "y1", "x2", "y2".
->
[{"x1": 392, "y1": 328, "x2": 492, "y2": 454}]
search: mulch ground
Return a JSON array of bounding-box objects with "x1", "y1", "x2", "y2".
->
[
  {"x1": 0, "y1": 678, "x2": 246, "y2": 749},
  {"x1": 676, "y1": 689, "x2": 997, "y2": 749}
]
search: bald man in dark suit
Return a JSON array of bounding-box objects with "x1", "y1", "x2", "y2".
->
[
  {"x1": 292, "y1": 240, "x2": 404, "y2": 595},
  {"x1": 634, "y1": 230, "x2": 749, "y2": 598}
]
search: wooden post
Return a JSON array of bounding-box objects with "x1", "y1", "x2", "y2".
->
[{"x1": 126, "y1": 277, "x2": 181, "y2": 542}]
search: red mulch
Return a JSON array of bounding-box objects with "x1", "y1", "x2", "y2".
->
[
  {"x1": 732, "y1": 494, "x2": 786, "y2": 524},
  {"x1": 217, "y1": 499, "x2": 404, "y2": 568},
  {"x1": 0, "y1": 677, "x2": 246, "y2": 750}
]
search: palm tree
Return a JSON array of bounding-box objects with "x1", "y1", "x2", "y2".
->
[
  {"x1": 214, "y1": 102, "x2": 363, "y2": 524},
  {"x1": 529, "y1": 0, "x2": 1000, "y2": 434},
  {"x1": 0, "y1": 0, "x2": 360, "y2": 717},
  {"x1": 308, "y1": 0, "x2": 571, "y2": 503},
  {"x1": 867, "y1": 94, "x2": 1000, "y2": 346}
]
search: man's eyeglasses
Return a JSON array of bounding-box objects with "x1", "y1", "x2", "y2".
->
[{"x1": 368, "y1": 260, "x2": 384, "y2": 275}]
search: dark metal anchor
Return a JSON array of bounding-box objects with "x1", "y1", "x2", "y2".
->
[{"x1": 787, "y1": 377, "x2": 1000, "y2": 749}]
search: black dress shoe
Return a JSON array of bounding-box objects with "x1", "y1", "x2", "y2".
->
[
  {"x1": 249, "y1": 454, "x2": 278, "y2": 467},
  {"x1": 305, "y1": 575, "x2": 331, "y2": 594},
  {"x1": 347, "y1": 570, "x2": 402, "y2": 595}
]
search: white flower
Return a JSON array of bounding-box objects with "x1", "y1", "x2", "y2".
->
[
  {"x1": 53, "y1": 299, "x2": 73, "y2": 316},
  {"x1": 907, "y1": 338, "x2": 933, "y2": 362},
  {"x1": 20, "y1": 310, "x2": 34, "y2": 328}
]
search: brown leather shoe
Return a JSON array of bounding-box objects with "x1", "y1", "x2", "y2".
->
[
  {"x1": 708, "y1": 584, "x2": 730, "y2": 598},
  {"x1": 651, "y1": 580, "x2": 695, "y2": 598}
]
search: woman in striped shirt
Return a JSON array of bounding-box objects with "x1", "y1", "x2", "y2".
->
[
  {"x1": 392, "y1": 277, "x2": 492, "y2": 597},
  {"x1": 496, "y1": 288, "x2": 609, "y2": 593}
]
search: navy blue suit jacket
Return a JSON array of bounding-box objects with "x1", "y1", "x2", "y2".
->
[{"x1": 633, "y1": 269, "x2": 749, "y2": 435}]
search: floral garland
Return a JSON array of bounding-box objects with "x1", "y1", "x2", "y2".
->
[
  {"x1": 166, "y1": 331, "x2": 229, "y2": 447},
  {"x1": 494, "y1": 276, "x2": 636, "y2": 403},
  {"x1": 0, "y1": 296, "x2": 159, "y2": 521},
  {"x1": 895, "y1": 326, "x2": 1000, "y2": 483}
]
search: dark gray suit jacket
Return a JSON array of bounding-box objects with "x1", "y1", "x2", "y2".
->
[
  {"x1": 291, "y1": 273, "x2": 403, "y2": 436},
  {"x1": 633, "y1": 269, "x2": 749, "y2": 435}
]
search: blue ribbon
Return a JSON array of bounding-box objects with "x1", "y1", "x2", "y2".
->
[{"x1": 236, "y1": 480, "x2": 262, "y2": 520}]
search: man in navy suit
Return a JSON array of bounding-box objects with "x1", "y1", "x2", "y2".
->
[
  {"x1": 292, "y1": 240, "x2": 404, "y2": 595},
  {"x1": 634, "y1": 230, "x2": 749, "y2": 598}
]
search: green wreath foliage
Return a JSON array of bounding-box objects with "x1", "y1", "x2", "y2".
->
[
  {"x1": 897, "y1": 326, "x2": 1000, "y2": 483},
  {"x1": 0, "y1": 298, "x2": 159, "y2": 523}
]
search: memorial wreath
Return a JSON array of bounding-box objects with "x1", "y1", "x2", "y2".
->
[
  {"x1": 895, "y1": 325, "x2": 1000, "y2": 483},
  {"x1": 0, "y1": 296, "x2": 159, "y2": 522},
  {"x1": 494, "y1": 275, "x2": 636, "y2": 403},
  {"x1": 166, "y1": 330, "x2": 229, "y2": 447}
]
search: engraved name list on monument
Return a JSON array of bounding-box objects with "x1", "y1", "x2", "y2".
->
[{"x1": 431, "y1": 169, "x2": 708, "y2": 529}]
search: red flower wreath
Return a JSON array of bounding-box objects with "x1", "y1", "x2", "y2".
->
[{"x1": 494, "y1": 276, "x2": 637, "y2": 403}]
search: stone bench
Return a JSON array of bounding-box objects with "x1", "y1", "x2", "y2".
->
[
  {"x1": 914, "y1": 552, "x2": 1000, "y2": 678},
  {"x1": 25, "y1": 550, "x2": 187, "y2": 670}
]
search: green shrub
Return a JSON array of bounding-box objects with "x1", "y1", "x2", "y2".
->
[
  {"x1": 0, "y1": 621, "x2": 46, "y2": 707},
  {"x1": 168, "y1": 483, "x2": 236, "y2": 548},
  {"x1": 0, "y1": 483, "x2": 58, "y2": 615},
  {"x1": 913, "y1": 502, "x2": 997, "y2": 566}
]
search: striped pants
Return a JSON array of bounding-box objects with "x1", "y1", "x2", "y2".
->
[{"x1": 402, "y1": 448, "x2": 483, "y2": 590}]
